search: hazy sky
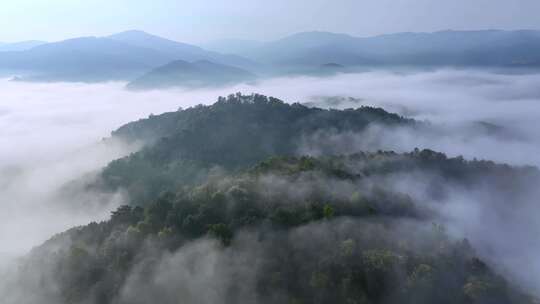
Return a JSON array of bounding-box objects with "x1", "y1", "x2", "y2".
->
[{"x1": 1, "y1": 0, "x2": 540, "y2": 44}]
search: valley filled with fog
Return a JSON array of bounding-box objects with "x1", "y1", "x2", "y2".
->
[
  {"x1": 1, "y1": 68, "x2": 540, "y2": 302},
  {"x1": 4, "y1": 1, "x2": 540, "y2": 303}
]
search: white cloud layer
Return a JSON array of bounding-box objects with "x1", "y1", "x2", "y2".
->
[{"x1": 0, "y1": 68, "x2": 539, "y2": 282}]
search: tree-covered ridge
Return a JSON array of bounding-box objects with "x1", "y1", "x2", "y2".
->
[
  {"x1": 112, "y1": 93, "x2": 413, "y2": 146},
  {"x1": 102, "y1": 94, "x2": 416, "y2": 205},
  {"x1": 15, "y1": 94, "x2": 537, "y2": 304},
  {"x1": 17, "y1": 151, "x2": 538, "y2": 304}
]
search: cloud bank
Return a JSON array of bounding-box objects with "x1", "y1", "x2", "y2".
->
[
  {"x1": 0, "y1": 68, "x2": 539, "y2": 300},
  {"x1": 2, "y1": 69, "x2": 540, "y2": 255}
]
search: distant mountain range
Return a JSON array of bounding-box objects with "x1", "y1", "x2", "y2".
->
[
  {"x1": 0, "y1": 30, "x2": 257, "y2": 82},
  {"x1": 108, "y1": 30, "x2": 257, "y2": 71},
  {"x1": 2, "y1": 29, "x2": 540, "y2": 84},
  {"x1": 239, "y1": 30, "x2": 540, "y2": 67}
]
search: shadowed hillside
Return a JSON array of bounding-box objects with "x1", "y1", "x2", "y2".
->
[{"x1": 100, "y1": 94, "x2": 415, "y2": 205}]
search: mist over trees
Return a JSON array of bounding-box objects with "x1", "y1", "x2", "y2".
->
[
  {"x1": 3, "y1": 0, "x2": 540, "y2": 301},
  {"x1": 9, "y1": 150, "x2": 539, "y2": 304},
  {"x1": 99, "y1": 93, "x2": 414, "y2": 205},
  {"x1": 2, "y1": 94, "x2": 539, "y2": 304}
]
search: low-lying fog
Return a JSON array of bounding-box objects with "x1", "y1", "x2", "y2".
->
[
  {"x1": 0, "y1": 69, "x2": 539, "y2": 285},
  {"x1": 0, "y1": 80, "x2": 228, "y2": 257}
]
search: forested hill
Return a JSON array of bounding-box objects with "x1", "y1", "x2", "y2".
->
[
  {"x1": 112, "y1": 93, "x2": 413, "y2": 148},
  {"x1": 12, "y1": 94, "x2": 539, "y2": 304},
  {"x1": 16, "y1": 152, "x2": 538, "y2": 304},
  {"x1": 101, "y1": 94, "x2": 416, "y2": 205}
]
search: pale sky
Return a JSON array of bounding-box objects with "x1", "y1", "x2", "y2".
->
[{"x1": 1, "y1": 0, "x2": 540, "y2": 44}]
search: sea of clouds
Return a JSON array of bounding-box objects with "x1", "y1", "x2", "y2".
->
[{"x1": 0, "y1": 69, "x2": 539, "y2": 297}]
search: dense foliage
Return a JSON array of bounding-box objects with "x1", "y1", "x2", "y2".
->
[
  {"x1": 17, "y1": 152, "x2": 538, "y2": 304},
  {"x1": 100, "y1": 93, "x2": 415, "y2": 205},
  {"x1": 12, "y1": 94, "x2": 538, "y2": 304}
]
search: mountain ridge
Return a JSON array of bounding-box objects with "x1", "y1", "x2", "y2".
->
[
  {"x1": 3, "y1": 29, "x2": 540, "y2": 82},
  {"x1": 0, "y1": 30, "x2": 257, "y2": 82},
  {"x1": 242, "y1": 29, "x2": 540, "y2": 67}
]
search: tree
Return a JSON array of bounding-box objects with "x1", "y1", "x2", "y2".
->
[
  {"x1": 208, "y1": 223, "x2": 233, "y2": 246},
  {"x1": 323, "y1": 204, "x2": 335, "y2": 219}
]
